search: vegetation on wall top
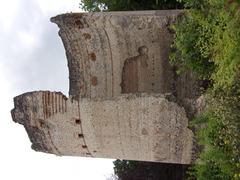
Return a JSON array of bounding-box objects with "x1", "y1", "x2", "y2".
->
[{"x1": 80, "y1": 0, "x2": 184, "y2": 12}]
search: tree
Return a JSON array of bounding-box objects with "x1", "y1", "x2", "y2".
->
[
  {"x1": 80, "y1": 0, "x2": 184, "y2": 12},
  {"x1": 113, "y1": 160, "x2": 189, "y2": 180}
]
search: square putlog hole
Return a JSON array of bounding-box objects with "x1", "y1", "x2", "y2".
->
[
  {"x1": 82, "y1": 145, "x2": 87, "y2": 149},
  {"x1": 75, "y1": 119, "x2": 81, "y2": 124},
  {"x1": 78, "y1": 134, "x2": 84, "y2": 138}
]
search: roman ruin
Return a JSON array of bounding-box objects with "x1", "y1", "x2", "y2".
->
[{"x1": 11, "y1": 10, "x2": 202, "y2": 164}]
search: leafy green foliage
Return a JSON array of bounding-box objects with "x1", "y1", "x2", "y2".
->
[
  {"x1": 113, "y1": 160, "x2": 137, "y2": 178},
  {"x1": 79, "y1": 0, "x2": 184, "y2": 12},
  {"x1": 171, "y1": 0, "x2": 240, "y2": 87},
  {"x1": 172, "y1": 0, "x2": 240, "y2": 179},
  {"x1": 171, "y1": 0, "x2": 227, "y2": 79},
  {"x1": 113, "y1": 160, "x2": 189, "y2": 180},
  {"x1": 189, "y1": 95, "x2": 240, "y2": 179}
]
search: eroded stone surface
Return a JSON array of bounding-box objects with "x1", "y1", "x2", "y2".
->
[{"x1": 11, "y1": 10, "x2": 201, "y2": 164}]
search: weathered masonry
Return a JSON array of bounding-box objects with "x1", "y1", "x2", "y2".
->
[{"x1": 11, "y1": 10, "x2": 202, "y2": 164}]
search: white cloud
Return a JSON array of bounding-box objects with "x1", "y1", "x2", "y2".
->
[
  {"x1": 0, "y1": 0, "x2": 20, "y2": 31},
  {"x1": 17, "y1": 30, "x2": 37, "y2": 48},
  {"x1": 0, "y1": 0, "x2": 114, "y2": 179},
  {"x1": 37, "y1": 0, "x2": 81, "y2": 15}
]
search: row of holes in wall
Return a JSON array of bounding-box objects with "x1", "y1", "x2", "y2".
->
[{"x1": 75, "y1": 119, "x2": 96, "y2": 156}]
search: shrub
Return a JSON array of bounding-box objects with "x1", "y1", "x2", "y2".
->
[{"x1": 171, "y1": 0, "x2": 240, "y2": 179}]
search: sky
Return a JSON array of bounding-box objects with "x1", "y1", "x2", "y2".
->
[{"x1": 0, "y1": 0, "x2": 115, "y2": 179}]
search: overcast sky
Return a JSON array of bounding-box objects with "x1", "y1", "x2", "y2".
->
[{"x1": 0, "y1": 0, "x2": 114, "y2": 179}]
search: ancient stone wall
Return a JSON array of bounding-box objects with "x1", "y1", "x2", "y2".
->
[
  {"x1": 51, "y1": 11, "x2": 198, "y2": 100},
  {"x1": 11, "y1": 10, "x2": 201, "y2": 164}
]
